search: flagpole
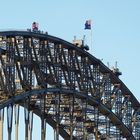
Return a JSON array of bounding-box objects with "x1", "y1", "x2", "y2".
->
[
  {"x1": 89, "y1": 19, "x2": 93, "y2": 54},
  {"x1": 90, "y1": 27, "x2": 93, "y2": 54}
]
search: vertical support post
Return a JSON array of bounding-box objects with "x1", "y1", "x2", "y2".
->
[
  {"x1": 40, "y1": 93, "x2": 46, "y2": 140},
  {"x1": 70, "y1": 95, "x2": 74, "y2": 140},
  {"x1": 25, "y1": 109, "x2": 29, "y2": 140},
  {"x1": 114, "y1": 84, "x2": 122, "y2": 140},
  {"x1": 24, "y1": 98, "x2": 30, "y2": 140},
  {"x1": 7, "y1": 104, "x2": 13, "y2": 140},
  {"x1": 41, "y1": 119, "x2": 46, "y2": 140},
  {"x1": 93, "y1": 65, "x2": 101, "y2": 100},
  {"x1": 0, "y1": 109, "x2": 4, "y2": 140},
  {"x1": 14, "y1": 104, "x2": 19, "y2": 140},
  {"x1": 83, "y1": 99, "x2": 87, "y2": 140},
  {"x1": 54, "y1": 129, "x2": 56, "y2": 140},
  {"x1": 29, "y1": 111, "x2": 33, "y2": 140},
  {"x1": 104, "y1": 73, "x2": 111, "y2": 137},
  {"x1": 55, "y1": 93, "x2": 60, "y2": 140},
  {"x1": 94, "y1": 107, "x2": 99, "y2": 140}
]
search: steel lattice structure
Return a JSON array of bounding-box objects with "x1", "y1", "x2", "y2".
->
[{"x1": 0, "y1": 30, "x2": 139, "y2": 140}]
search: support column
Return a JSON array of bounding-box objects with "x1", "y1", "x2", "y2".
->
[
  {"x1": 40, "y1": 93, "x2": 46, "y2": 140},
  {"x1": 54, "y1": 129, "x2": 56, "y2": 140},
  {"x1": 29, "y1": 111, "x2": 33, "y2": 140},
  {"x1": 70, "y1": 95, "x2": 74, "y2": 140},
  {"x1": 55, "y1": 93, "x2": 60, "y2": 140},
  {"x1": 24, "y1": 108, "x2": 29, "y2": 140},
  {"x1": 0, "y1": 109, "x2": 4, "y2": 140},
  {"x1": 24, "y1": 98, "x2": 30, "y2": 140},
  {"x1": 7, "y1": 104, "x2": 13, "y2": 140},
  {"x1": 14, "y1": 104, "x2": 19, "y2": 140},
  {"x1": 41, "y1": 119, "x2": 46, "y2": 140},
  {"x1": 83, "y1": 99, "x2": 88, "y2": 140}
]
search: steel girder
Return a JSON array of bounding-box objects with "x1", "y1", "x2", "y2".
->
[{"x1": 0, "y1": 31, "x2": 139, "y2": 140}]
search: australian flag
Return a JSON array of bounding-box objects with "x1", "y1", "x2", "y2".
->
[{"x1": 85, "y1": 20, "x2": 91, "y2": 30}]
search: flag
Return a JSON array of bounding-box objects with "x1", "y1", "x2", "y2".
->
[{"x1": 85, "y1": 20, "x2": 91, "y2": 30}]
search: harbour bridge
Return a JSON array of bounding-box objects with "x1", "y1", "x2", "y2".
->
[{"x1": 0, "y1": 30, "x2": 139, "y2": 140}]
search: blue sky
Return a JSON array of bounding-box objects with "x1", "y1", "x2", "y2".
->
[{"x1": 1, "y1": 0, "x2": 140, "y2": 139}]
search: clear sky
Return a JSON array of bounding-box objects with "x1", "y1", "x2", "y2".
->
[{"x1": 1, "y1": 0, "x2": 140, "y2": 139}]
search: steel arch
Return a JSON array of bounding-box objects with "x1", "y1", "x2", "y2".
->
[
  {"x1": 0, "y1": 88, "x2": 136, "y2": 139},
  {"x1": 0, "y1": 30, "x2": 139, "y2": 140}
]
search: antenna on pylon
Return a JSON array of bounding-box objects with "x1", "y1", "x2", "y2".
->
[{"x1": 112, "y1": 61, "x2": 122, "y2": 77}]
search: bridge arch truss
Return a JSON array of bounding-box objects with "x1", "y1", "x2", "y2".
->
[{"x1": 0, "y1": 31, "x2": 139, "y2": 140}]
